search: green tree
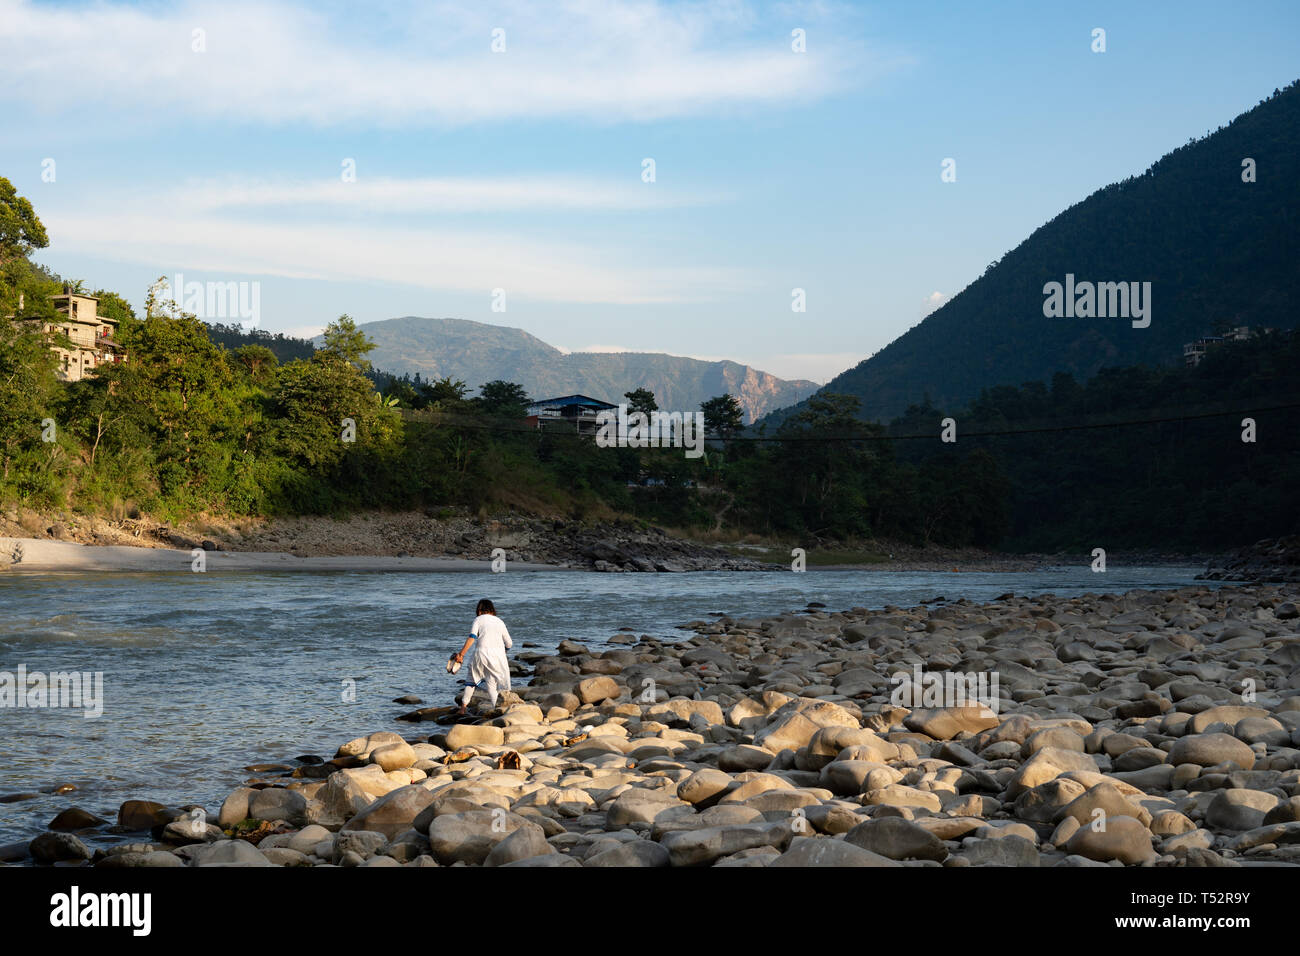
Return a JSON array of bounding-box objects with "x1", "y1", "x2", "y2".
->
[
  {"x1": 380, "y1": 375, "x2": 419, "y2": 409},
  {"x1": 475, "y1": 380, "x2": 530, "y2": 417},
  {"x1": 624, "y1": 387, "x2": 658, "y2": 415},
  {"x1": 230, "y1": 344, "x2": 279, "y2": 386},
  {"x1": 701, "y1": 394, "x2": 744, "y2": 440},
  {"x1": 93, "y1": 289, "x2": 137, "y2": 326},
  {"x1": 272, "y1": 359, "x2": 377, "y2": 469},
  {"x1": 424, "y1": 376, "x2": 469, "y2": 408},
  {"x1": 61, "y1": 377, "x2": 126, "y2": 472},
  {"x1": 0, "y1": 177, "x2": 49, "y2": 268},
  {"x1": 0, "y1": 313, "x2": 59, "y2": 487},
  {"x1": 775, "y1": 393, "x2": 883, "y2": 538},
  {"x1": 319, "y1": 314, "x2": 376, "y2": 372},
  {"x1": 108, "y1": 281, "x2": 237, "y2": 499},
  {"x1": 269, "y1": 349, "x2": 402, "y2": 510}
]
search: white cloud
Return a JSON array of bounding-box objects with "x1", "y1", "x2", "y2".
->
[
  {"x1": 32, "y1": 171, "x2": 727, "y2": 304},
  {"x1": 922, "y1": 290, "x2": 948, "y2": 314},
  {"x1": 30, "y1": 168, "x2": 737, "y2": 307},
  {"x1": 0, "y1": 0, "x2": 879, "y2": 127},
  {"x1": 175, "y1": 175, "x2": 722, "y2": 214},
  {"x1": 42, "y1": 210, "x2": 749, "y2": 305}
]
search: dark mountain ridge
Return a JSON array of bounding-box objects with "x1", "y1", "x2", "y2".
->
[{"x1": 763, "y1": 79, "x2": 1300, "y2": 426}]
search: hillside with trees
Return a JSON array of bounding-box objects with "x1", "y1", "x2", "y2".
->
[
  {"x1": 765, "y1": 79, "x2": 1300, "y2": 426},
  {"x1": 3, "y1": 170, "x2": 1295, "y2": 554}
]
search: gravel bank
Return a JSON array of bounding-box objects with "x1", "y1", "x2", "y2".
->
[{"x1": 9, "y1": 582, "x2": 1300, "y2": 868}]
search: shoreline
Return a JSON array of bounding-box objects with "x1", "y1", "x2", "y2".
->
[
  {"x1": 0, "y1": 538, "x2": 566, "y2": 574},
  {"x1": 0, "y1": 507, "x2": 1223, "y2": 576},
  {"x1": 0, "y1": 534, "x2": 1213, "y2": 576},
  {"x1": 8, "y1": 580, "x2": 1300, "y2": 868}
]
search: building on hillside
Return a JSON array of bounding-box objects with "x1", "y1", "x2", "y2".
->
[
  {"x1": 10, "y1": 291, "x2": 126, "y2": 382},
  {"x1": 1182, "y1": 325, "x2": 1271, "y2": 367},
  {"x1": 1182, "y1": 335, "x2": 1223, "y2": 367},
  {"x1": 524, "y1": 394, "x2": 616, "y2": 437}
]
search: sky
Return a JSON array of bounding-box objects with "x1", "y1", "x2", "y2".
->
[{"x1": 2, "y1": 0, "x2": 1297, "y2": 385}]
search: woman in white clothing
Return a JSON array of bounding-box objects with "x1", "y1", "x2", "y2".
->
[{"x1": 453, "y1": 598, "x2": 513, "y2": 715}]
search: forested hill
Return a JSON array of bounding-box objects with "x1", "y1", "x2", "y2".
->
[
  {"x1": 341, "y1": 316, "x2": 818, "y2": 424},
  {"x1": 204, "y1": 323, "x2": 315, "y2": 364},
  {"x1": 763, "y1": 79, "x2": 1300, "y2": 426}
]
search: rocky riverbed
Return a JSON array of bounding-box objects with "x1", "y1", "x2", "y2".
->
[
  {"x1": 1202, "y1": 536, "x2": 1300, "y2": 584},
  {"x1": 227, "y1": 511, "x2": 778, "y2": 572},
  {"x1": 8, "y1": 582, "x2": 1300, "y2": 868}
]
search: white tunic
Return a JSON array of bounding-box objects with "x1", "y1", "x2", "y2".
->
[{"x1": 466, "y1": 614, "x2": 512, "y2": 690}]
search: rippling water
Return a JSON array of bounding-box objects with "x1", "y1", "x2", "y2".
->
[{"x1": 0, "y1": 564, "x2": 1214, "y2": 848}]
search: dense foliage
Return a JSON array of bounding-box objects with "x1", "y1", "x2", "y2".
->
[
  {"x1": 886, "y1": 330, "x2": 1300, "y2": 551},
  {"x1": 204, "y1": 323, "x2": 316, "y2": 364},
  {"x1": 2, "y1": 164, "x2": 1295, "y2": 552}
]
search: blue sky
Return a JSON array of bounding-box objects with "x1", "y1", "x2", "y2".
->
[{"x1": 2, "y1": 0, "x2": 1297, "y2": 384}]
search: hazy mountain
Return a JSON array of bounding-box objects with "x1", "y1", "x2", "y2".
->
[
  {"x1": 763, "y1": 80, "x2": 1300, "y2": 426},
  {"x1": 343, "y1": 316, "x2": 819, "y2": 424}
]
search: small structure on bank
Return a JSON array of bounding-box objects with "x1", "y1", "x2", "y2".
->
[
  {"x1": 525, "y1": 394, "x2": 616, "y2": 437},
  {"x1": 10, "y1": 289, "x2": 125, "y2": 382}
]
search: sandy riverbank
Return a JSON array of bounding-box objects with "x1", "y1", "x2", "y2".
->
[
  {"x1": 0, "y1": 537, "x2": 563, "y2": 574},
  {"x1": 0, "y1": 509, "x2": 772, "y2": 572},
  {"x1": 7, "y1": 505, "x2": 1185, "y2": 574},
  {"x1": 0, "y1": 528, "x2": 1062, "y2": 575},
  {"x1": 9, "y1": 581, "x2": 1300, "y2": 868}
]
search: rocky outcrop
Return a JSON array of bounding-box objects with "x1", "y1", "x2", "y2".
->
[
  {"x1": 1203, "y1": 536, "x2": 1300, "y2": 583},
  {"x1": 236, "y1": 511, "x2": 771, "y2": 572}
]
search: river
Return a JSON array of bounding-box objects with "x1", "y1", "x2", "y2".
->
[{"x1": 0, "y1": 564, "x2": 1214, "y2": 849}]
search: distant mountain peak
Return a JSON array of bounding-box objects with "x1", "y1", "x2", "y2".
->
[{"x1": 338, "y1": 316, "x2": 818, "y2": 423}]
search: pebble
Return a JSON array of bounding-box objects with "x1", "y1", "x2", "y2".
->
[{"x1": 48, "y1": 808, "x2": 109, "y2": 831}]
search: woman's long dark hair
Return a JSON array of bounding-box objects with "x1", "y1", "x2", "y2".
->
[{"x1": 476, "y1": 599, "x2": 496, "y2": 616}]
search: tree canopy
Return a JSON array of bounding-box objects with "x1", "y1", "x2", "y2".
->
[{"x1": 0, "y1": 177, "x2": 49, "y2": 268}]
